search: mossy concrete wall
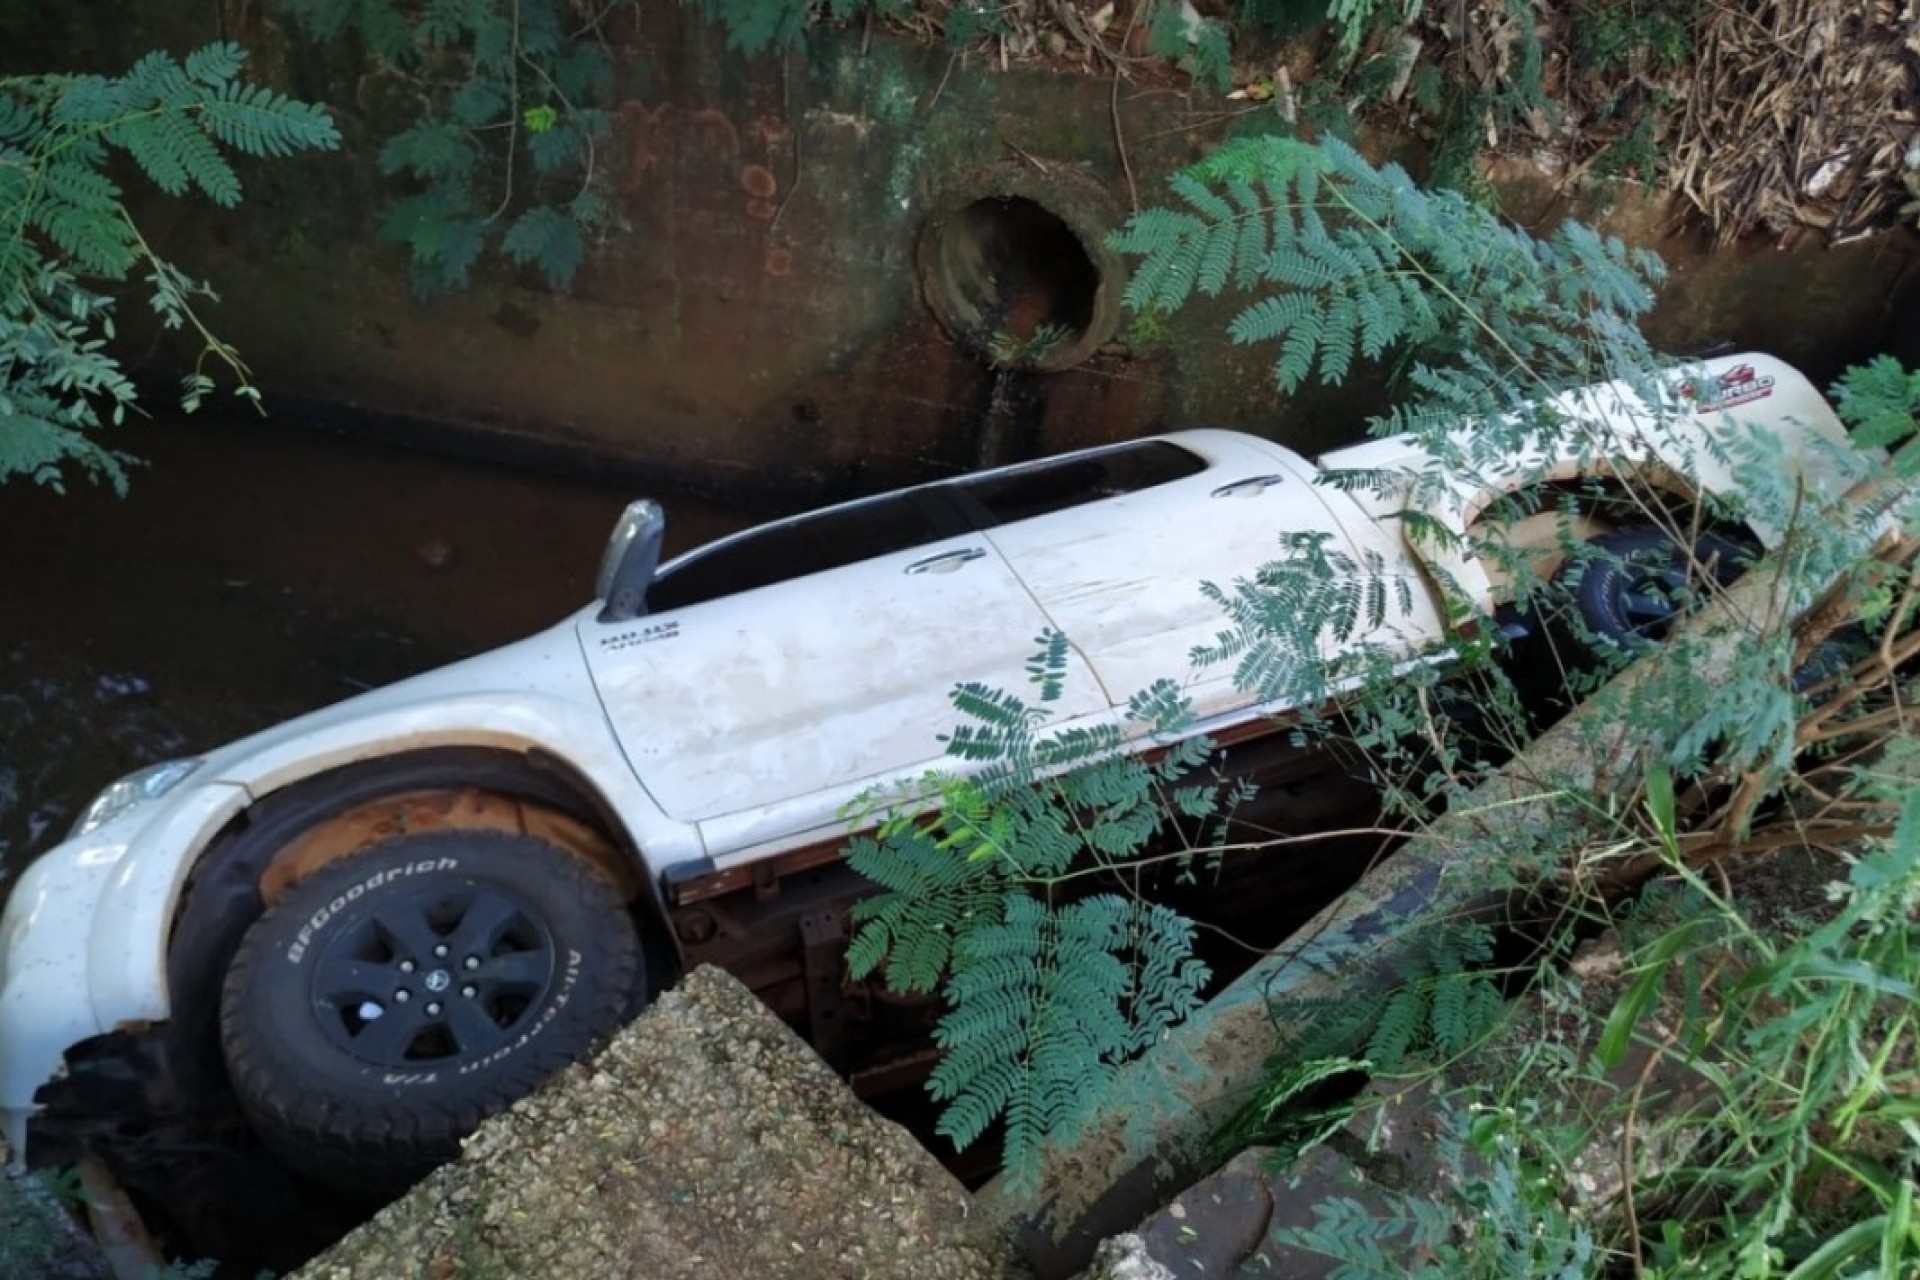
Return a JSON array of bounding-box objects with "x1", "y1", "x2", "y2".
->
[
  {"x1": 10, "y1": 4, "x2": 1920, "y2": 506},
  {"x1": 101, "y1": 3, "x2": 1245, "y2": 503}
]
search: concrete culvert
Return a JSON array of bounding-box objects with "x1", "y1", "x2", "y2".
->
[{"x1": 918, "y1": 187, "x2": 1117, "y2": 372}]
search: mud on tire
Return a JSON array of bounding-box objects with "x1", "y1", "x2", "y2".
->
[{"x1": 219, "y1": 829, "x2": 640, "y2": 1196}]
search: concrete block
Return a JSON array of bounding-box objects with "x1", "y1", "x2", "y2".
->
[{"x1": 297, "y1": 966, "x2": 1024, "y2": 1280}]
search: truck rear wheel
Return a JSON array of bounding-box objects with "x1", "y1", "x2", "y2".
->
[{"x1": 1560, "y1": 525, "x2": 1752, "y2": 662}]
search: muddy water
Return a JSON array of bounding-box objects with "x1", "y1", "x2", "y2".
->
[{"x1": 0, "y1": 413, "x2": 750, "y2": 890}]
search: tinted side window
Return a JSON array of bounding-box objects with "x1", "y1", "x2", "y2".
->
[
  {"x1": 957, "y1": 442, "x2": 1204, "y2": 525},
  {"x1": 649, "y1": 494, "x2": 942, "y2": 612}
]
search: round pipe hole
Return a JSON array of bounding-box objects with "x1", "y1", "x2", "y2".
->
[{"x1": 918, "y1": 194, "x2": 1109, "y2": 371}]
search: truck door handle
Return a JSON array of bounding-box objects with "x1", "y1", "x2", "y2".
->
[
  {"x1": 905, "y1": 547, "x2": 988, "y2": 575},
  {"x1": 1211, "y1": 475, "x2": 1285, "y2": 498}
]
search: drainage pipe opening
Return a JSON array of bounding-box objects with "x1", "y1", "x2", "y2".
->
[{"x1": 917, "y1": 188, "x2": 1118, "y2": 372}]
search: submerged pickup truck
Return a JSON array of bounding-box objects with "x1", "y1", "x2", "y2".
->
[{"x1": 0, "y1": 353, "x2": 1853, "y2": 1203}]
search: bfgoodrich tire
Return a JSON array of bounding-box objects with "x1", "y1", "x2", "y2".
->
[{"x1": 219, "y1": 829, "x2": 641, "y2": 1195}]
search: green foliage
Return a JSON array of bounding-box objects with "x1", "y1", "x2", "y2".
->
[
  {"x1": 1262, "y1": 917, "x2": 1508, "y2": 1082},
  {"x1": 845, "y1": 631, "x2": 1231, "y2": 1192},
  {"x1": 1113, "y1": 139, "x2": 1905, "y2": 784},
  {"x1": 1832, "y1": 354, "x2": 1920, "y2": 470},
  {"x1": 696, "y1": 0, "x2": 829, "y2": 54},
  {"x1": 1570, "y1": 0, "x2": 1696, "y2": 82},
  {"x1": 1220, "y1": 0, "x2": 1694, "y2": 203},
  {"x1": 1588, "y1": 108, "x2": 1666, "y2": 186},
  {"x1": 1230, "y1": 0, "x2": 1336, "y2": 43},
  {"x1": 1559, "y1": 0, "x2": 1696, "y2": 185},
  {"x1": 687, "y1": 0, "x2": 927, "y2": 54},
  {"x1": 940, "y1": 1, "x2": 1011, "y2": 46},
  {"x1": 682, "y1": 0, "x2": 1239, "y2": 87},
  {"x1": 1282, "y1": 784, "x2": 1920, "y2": 1280},
  {"x1": 1322, "y1": 0, "x2": 1407, "y2": 60},
  {"x1": 1143, "y1": 0, "x2": 1234, "y2": 92},
  {"x1": 1123, "y1": 299, "x2": 1172, "y2": 349},
  {"x1": 855, "y1": 128, "x2": 1913, "y2": 1240},
  {"x1": 1194, "y1": 530, "x2": 1419, "y2": 710},
  {"x1": 1113, "y1": 135, "x2": 1746, "y2": 786},
  {"x1": 0, "y1": 1168, "x2": 82, "y2": 1275},
  {"x1": 1281, "y1": 1101, "x2": 1600, "y2": 1279},
  {"x1": 276, "y1": 0, "x2": 616, "y2": 294},
  {"x1": 1211, "y1": 1051, "x2": 1367, "y2": 1166},
  {"x1": 1, "y1": 44, "x2": 339, "y2": 491},
  {"x1": 1, "y1": 263, "x2": 136, "y2": 490},
  {"x1": 1623, "y1": 786, "x2": 1920, "y2": 1276},
  {"x1": 1418, "y1": 82, "x2": 1505, "y2": 206},
  {"x1": 1281, "y1": 1192, "x2": 1453, "y2": 1280},
  {"x1": 1231, "y1": 0, "x2": 1423, "y2": 64},
  {"x1": 928, "y1": 893, "x2": 1207, "y2": 1180},
  {"x1": 1396, "y1": 7, "x2": 1553, "y2": 208},
  {"x1": 1112, "y1": 133, "x2": 1665, "y2": 401}
]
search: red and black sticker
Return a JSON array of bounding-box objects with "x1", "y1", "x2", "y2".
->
[{"x1": 1679, "y1": 363, "x2": 1776, "y2": 414}]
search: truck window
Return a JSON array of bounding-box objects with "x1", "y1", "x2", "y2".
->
[
  {"x1": 648, "y1": 493, "x2": 946, "y2": 612},
  {"x1": 955, "y1": 441, "x2": 1205, "y2": 526}
]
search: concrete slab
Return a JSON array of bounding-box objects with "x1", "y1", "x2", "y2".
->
[{"x1": 296, "y1": 966, "x2": 1025, "y2": 1280}]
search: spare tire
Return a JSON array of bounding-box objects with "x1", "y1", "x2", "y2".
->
[{"x1": 220, "y1": 829, "x2": 641, "y2": 1195}]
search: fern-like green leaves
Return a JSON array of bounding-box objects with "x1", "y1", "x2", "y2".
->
[
  {"x1": 0, "y1": 266, "x2": 133, "y2": 491},
  {"x1": 1269, "y1": 919, "x2": 1506, "y2": 1075},
  {"x1": 1832, "y1": 354, "x2": 1920, "y2": 473},
  {"x1": 844, "y1": 820, "x2": 1003, "y2": 994},
  {"x1": 1142, "y1": 1, "x2": 1234, "y2": 91},
  {"x1": 928, "y1": 894, "x2": 1208, "y2": 1180},
  {"x1": 501, "y1": 204, "x2": 586, "y2": 285},
  {"x1": 1112, "y1": 134, "x2": 1665, "y2": 398},
  {"x1": 380, "y1": 120, "x2": 480, "y2": 185},
  {"x1": 1113, "y1": 131, "x2": 1884, "y2": 805},
  {"x1": 2, "y1": 45, "x2": 338, "y2": 491},
  {"x1": 278, "y1": 0, "x2": 616, "y2": 294},
  {"x1": 687, "y1": 0, "x2": 824, "y2": 52},
  {"x1": 1114, "y1": 121, "x2": 1920, "y2": 1275},
  {"x1": 846, "y1": 632, "x2": 1229, "y2": 1192},
  {"x1": 1194, "y1": 530, "x2": 1423, "y2": 712},
  {"x1": 1281, "y1": 1191, "x2": 1454, "y2": 1280}
]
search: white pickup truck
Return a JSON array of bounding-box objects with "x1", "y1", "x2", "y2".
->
[{"x1": 0, "y1": 353, "x2": 1851, "y2": 1201}]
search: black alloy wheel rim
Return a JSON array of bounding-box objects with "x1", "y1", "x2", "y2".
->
[
  {"x1": 1614, "y1": 552, "x2": 1695, "y2": 640},
  {"x1": 308, "y1": 884, "x2": 556, "y2": 1066}
]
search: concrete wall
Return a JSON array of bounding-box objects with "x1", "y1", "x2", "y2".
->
[
  {"x1": 129, "y1": 4, "x2": 1227, "y2": 503},
  {"x1": 18, "y1": 3, "x2": 1920, "y2": 506}
]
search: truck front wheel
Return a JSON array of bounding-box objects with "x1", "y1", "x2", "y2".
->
[{"x1": 219, "y1": 828, "x2": 641, "y2": 1196}]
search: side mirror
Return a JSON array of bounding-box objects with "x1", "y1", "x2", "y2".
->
[{"x1": 596, "y1": 498, "x2": 666, "y2": 623}]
